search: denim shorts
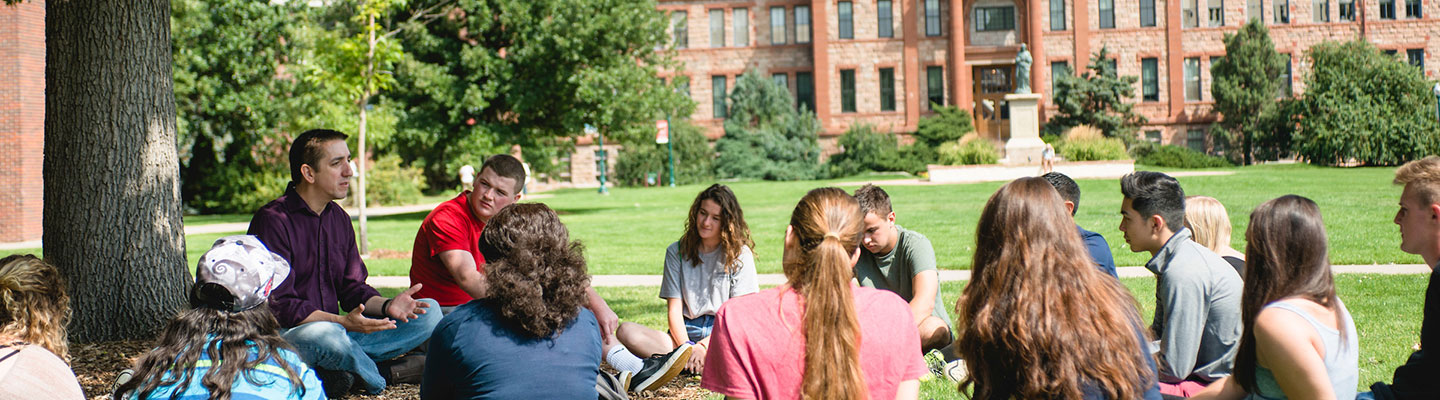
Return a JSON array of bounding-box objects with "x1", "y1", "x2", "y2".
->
[{"x1": 683, "y1": 315, "x2": 715, "y2": 342}]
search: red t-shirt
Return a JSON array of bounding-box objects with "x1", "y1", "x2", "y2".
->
[
  {"x1": 410, "y1": 192, "x2": 486, "y2": 306},
  {"x1": 700, "y1": 285, "x2": 927, "y2": 399}
]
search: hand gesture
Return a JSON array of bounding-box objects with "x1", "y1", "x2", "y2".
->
[
  {"x1": 341, "y1": 304, "x2": 396, "y2": 333},
  {"x1": 685, "y1": 344, "x2": 707, "y2": 375},
  {"x1": 385, "y1": 284, "x2": 431, "y2": 323}
]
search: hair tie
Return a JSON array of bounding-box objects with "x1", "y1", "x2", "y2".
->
[{"x1": 824, "y1": 232, "x2": 841, "y2": 240}]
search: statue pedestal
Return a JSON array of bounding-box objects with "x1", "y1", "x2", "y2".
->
[{"x1": 1002, "y1": 93, "x2": 1045, "y2": 165}]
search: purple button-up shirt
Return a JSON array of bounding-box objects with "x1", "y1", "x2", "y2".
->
[{"x1": 247, "y1": 188, "x2": 380, "y2": 328}]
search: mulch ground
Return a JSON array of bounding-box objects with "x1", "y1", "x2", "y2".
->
[{"x1": 72, "y1": 340, "x2": 709, "y2": 400}]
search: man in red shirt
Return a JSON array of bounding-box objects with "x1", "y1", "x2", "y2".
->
[{"x1": 410, "y1": 154, "x2": 526, "y2": 312}]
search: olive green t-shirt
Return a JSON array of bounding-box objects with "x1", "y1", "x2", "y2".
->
[{"x1": 852, "y1": 225, "x2": 951, "y2": 328}]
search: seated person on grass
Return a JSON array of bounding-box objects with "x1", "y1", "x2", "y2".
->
[
  {"x1": 1042, "y1": 172, "x2": 1119, "y2": 277},
  {"x1": 615, "y1": 184, "x2": 758, "y2": 381},
  {"x1": 247, "y1": 129, "x2": 440, "y2": 396},
  {"x1": 1118, "y1": 171, "x2": 1243, "y2": 397},
  {"x1": 117, "y1": 236, "x2": 324, "y2": 400},
  {"x1": 1364, "y1": 156, "x2": 1440, "y2": 400},
  {"x1": 423, "y1": 204, "x2": 614, "y2": 399},
  {"x1": 850, "y1": 184, "x2": 952, "y2": 353}
]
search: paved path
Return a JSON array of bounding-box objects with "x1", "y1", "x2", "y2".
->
[{"x1": 365, "y1": 263, "x2": 1432, "y2": 288}]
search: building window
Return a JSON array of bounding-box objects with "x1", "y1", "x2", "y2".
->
[
  {"x1": 796, "y1": 6, "x2": 812, "y2": 43},
  {"x1": 1141, "y1": 0, "x2": 1158, "y2": 26},
  {"x1": 1409, "y1": 48, "x2": 1425, "y2": 68},
  {"x1": 770, "y1": 7, "x2": 786, "y2": 44},
  {"x1": 840, "y1": 69, "x2": 857, "y2": 113},
  {"x1": 1184, "y1": 57, "x2": 1201, "y2": 101},
  {"x1": 1248, "y1": 0, "x2": 1263, "y2": 22},
  {"x1": 672, "y1": 11, "x2": 688, "y2": 49},
  {"x1": 1183, "y1": 0, "x2": 1199, "y2": 27},
  {"x1": 1314, "y1": 0, "x2": 1330, "y2": 21},
  {"x1": 880, "y1": 68, "x2": 896, "y2": 111},
  {"x1": 878, "y1": 0, "x2": 894, "y2": 37},
  {"x1": 1381, "y1": 0, "x2": 1396, "y2": 18},
  {"x1": 1050, "y1": 0, "x2": 1066, "y2": 30},
  {"x1": 796, "y1": 72, "x2": 815, "y2": 111},
  {"x1": 679, "y1": 77, "x2": 690, "y2": 98},
  {"x1": 712, "y1": 75, "x2": 727, "y2": 119},
  {"x1": 734, "y1": 8, "x2": 749, "y2": 46},
  {"x1": 1385, "y1": 49, "x2": 1399, "y2": 56},
  {"x1": 838, "y1": 2, "x2": 854, "y2": 39},
  {"x1": 976, "y1": 7, "x2": 1016, "y2": 31},
  {"x1": 1407, "y1": 0, "x2": 1422, "y2": 17},
  {"x1": 1339, "y1": 0, "x2": 1355, "y2": 20},
  {"x1": 1100, "y1": 0, "x2": 1115, "y2": 28},
  {"x1": 1187, "y1": 129, "x2": 1206, "y2": 152},
  {"x1": 926, "y1": 66, "x2": 944, "y2": 109},
  {"x1": 709, "y1": 9, "x2": 725, "y2": 47},
  {"x1": 1145, "y1": 130, "x2": 1163, "y2": 143},
  {"x1": 1209, "y1": 0, "x2": 1225, "y2": 25},
  {"x1": 1142, "y1": 58, "x2": 1160, "y2": 101},
  {"x1": 1280, "y1": 55, "x2": 1292, "y2": 97},
  {"x1": 773, "y1": 73, "x2": 788, "y2": 90},
  {"x1": 1050, "y1": 61, "x2": 1069, "y2": 95},
  {"x1": 1273, "y1": 0, "x2": 1289, "y2": 22},
  {"x1": 925, "y1": 0, "x2": 941, "y2": 36}
]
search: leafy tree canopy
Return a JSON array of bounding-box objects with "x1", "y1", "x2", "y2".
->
[
  {"x1": 1210, "y1": 19, "x2": 1289, "y2": 164},
  {"x1": 1291, "y1": 40, "x2": 1440, "y2": 166},
  {"x1": 714, "y1": 70, "x2": 823, "y2": 180},
  {"x1": 1046, "y1": 46, "x2": 1147, "y2": 138}
]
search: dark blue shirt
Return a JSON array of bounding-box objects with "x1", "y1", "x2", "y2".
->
[
  {"x1": 1078, "y1": 226, "x2": 1119, "y2": 278},
  {"x1": 421, "y1": 299, "x2": 601, "y2": 399},
  {"x1": 248, "y1": 188, "x2": 380, "y2": 328}
]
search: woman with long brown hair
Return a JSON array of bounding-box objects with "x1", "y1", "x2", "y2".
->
[
  {"x1": 701, "y1": 187, "x2": 925, "y2": 399},
  {"x1": 1191, "y1": 195, "x2": 1358, "y2": 399},
  {"x1": 0, "y1": 254, "x2": 84, "y2": 399},
  {"x1": 955, "y1": 177, "x2": 1160, "y2": 400}
]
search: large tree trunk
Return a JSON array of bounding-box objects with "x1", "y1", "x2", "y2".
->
[{"x1": 45, "y1": 0, "x2": 189, "y2": 342}]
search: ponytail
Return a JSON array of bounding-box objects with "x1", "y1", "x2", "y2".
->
[{"x1": 786, "y1": 188, "x2": 868, "y2": 399}]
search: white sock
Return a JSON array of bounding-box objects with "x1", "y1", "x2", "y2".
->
[{"x1": 605, "y1": 344, "x2": 645, "y2": 373}]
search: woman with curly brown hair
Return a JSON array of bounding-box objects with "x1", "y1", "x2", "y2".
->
[
  {"x1": 616, "y1": 184, "x2": 757, "y2": 379},
  {"x1": 955, "y1": 177, "x2": 1160, "y2": 400},
  {"x1": 421, "y1": 203, "x2": 605, "y2": 399},
  {"x1": 702, "y1": 187, "x2": 925, "y2": 399},
  {"x1": 0, "y1": 254, "x2": 84, "y2": 399}
]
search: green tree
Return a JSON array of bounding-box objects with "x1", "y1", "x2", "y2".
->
[
  {"x1": 1211, "y1": 19, "x2": 1288, "y2": 165},
  {"x1": 913, "y1": 105, "x2": 975, "y2": 148},
  {"x1": 714, "y1": 70, "x2": 823, "y2": 180},
  {"x1": 1047, "y1": 46, "x2": 1147, "y2": 138},
  {"x1": 389, "y1": 0, "x2": 692, "y2": 188},
  {"x1": 615, "y1": 120, "x2": 715, "y2": 186},
  {"x1": 1291, "y1": 40, "x2": 1440, "y2": 166},
  {"x1": 172, "y1": 0, "x2": 301, "y2": 213}
]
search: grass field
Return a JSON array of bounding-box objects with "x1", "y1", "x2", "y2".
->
[
  {"x1": 381, "y1": 273, "x2": 1428, "y2": 398},
  {"x1": 1, "y1": 164, "x2": 1421, "y2": 276}
]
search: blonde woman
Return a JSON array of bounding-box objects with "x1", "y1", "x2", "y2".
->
[
  {"x1": 1186, "y1": 195, "x2": 1246, "y2": 274},
  {"x1": 0, "y1": 254, "x2": 84, "y2": 399}
]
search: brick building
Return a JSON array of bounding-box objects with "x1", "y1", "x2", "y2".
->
[
  {"x1": 656, "y1": 0, "x2": 1440, "y2": 152},
  {"x1": 0, "y1": 1, "x2": 45, "y2": 243}
]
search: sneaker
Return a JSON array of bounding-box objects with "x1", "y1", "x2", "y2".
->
[
  {"x1": 379, "y1": 354, "x2": 426, "y2": 385},
  {"x1": 315, "y1": 368, "x2": 356, "y2": 399},
  {"x1": 628, "y1": 343, "x2": 692, "y2": 393},
  {"x1": 941, "y1": 359, "x2": 968, "y2": 382},
  {"x1": 111, "y1": 368, "x2": 134, "y2": 397}
]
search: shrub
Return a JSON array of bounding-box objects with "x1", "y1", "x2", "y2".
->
[
  {"x1": 1057, "y1": 136, "x2": 1129, "y2": 161},
  {"x1": 715, "y1": 70, "x2": 823, "y2": 180},
  {"x1": 615, "y1": 121, "x2": 715, "y2": 186},
  {"x1": 828, "y1": 125, "x2": 903, "y2": 177},
  {"x1": 1137, "y1": 145, "x2": 1235, "y2": 168},
  {"x1": 914, "y1": 105, "x2": 975, "y2": 147},
  {"x1": 364, "y1": 154, "x2": 428, "y2": 207},
  {"x1": 1291, "y1": 40, "x2": 1440, "y2": 166},
  {"x1": 938, "y1": 137, "x2": 1000, "y2": 165}
]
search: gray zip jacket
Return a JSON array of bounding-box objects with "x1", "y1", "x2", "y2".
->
[{"x1": 1146, "y1": 227, "x2": 1244, "y2": 383}]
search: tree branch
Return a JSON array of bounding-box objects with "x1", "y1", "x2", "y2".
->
[{"x1": 383, "y1": 0, "x2": 456, "y2": 39}]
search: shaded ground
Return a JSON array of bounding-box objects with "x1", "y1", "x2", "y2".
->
[{"x1": 72, "y1": 340, "x2": 711, "y2": 400}]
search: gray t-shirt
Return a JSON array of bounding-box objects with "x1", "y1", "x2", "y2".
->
[
  {"x1": 852, "y1": 225, "x2": 951, "y2": 328},
  {"x1": 1146, "y1": 227, "x2": 1243, "y2": 383},
  {"x1": 659, "y1": 242, "x2": 759, "y2": 320}
]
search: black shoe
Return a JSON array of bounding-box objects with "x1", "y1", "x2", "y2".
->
[
  {"x1": 379, "y1": 354, "x2": 426, "y2": 385},
  {"x1": 315, "y1": 369, "x2": 355, "y2": 399},
  {"x1": 628, "y1": 343, "x2": 692, "y2": 393}
]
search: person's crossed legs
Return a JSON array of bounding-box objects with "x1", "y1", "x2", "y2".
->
[
  {"x1": 283, "y1": 298, "x2": 443, "y2": 394},
  {"x1": 917, "y1": 315, "x2": 953, "y2": 354}
]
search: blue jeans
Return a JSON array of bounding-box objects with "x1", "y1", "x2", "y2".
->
[
  {"x1": 684, "y1": 315, "x2": 715, "y2": 342},
  {"x1": 1356, "y1": 391, "x2": 1376, "y2": 400},
  {"x1": 282, "y1": 299, "x2": 442, "y2": 394}
]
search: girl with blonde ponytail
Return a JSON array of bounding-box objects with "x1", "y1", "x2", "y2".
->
[
  {"x1": 701, "y1": 187, "x2": 925, "y2": 399},
  {"x1": 0, "y1": 254, "x2": 84, "y2": 399}
]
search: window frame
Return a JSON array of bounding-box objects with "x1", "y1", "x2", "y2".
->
[
  {"x1": 926, "y1": 66, "x2": 945, "y2": 109},
  {"x1": 840, "y1": 69, "x2": 857, "y2": 113},
  {"x1": 975, "y1": 6, "x2": 1016, "y2": 31},
  {"x1": 1406, "y1": 0, "x2": 1422, "y2": 18},
  {"x1": 709, "y1": 9, "x2": 726, "y2": 48},
  {"x1": 879, "y1": 67, "x2": 896, "y2": 111},
  {"x1": 796, "y1": 5, "x2": 812, "y2": 43},
  {"x1": 796, "y1": 72, "x2": 815, "y2": 112},
  {"x1": 878, "y1": 0, "x2": 894, "y2": 37},
  {"x1": 1273, "y1": 0, "x2": 1289, "y2": 23},
  {"x1": 1313, "y1": 0, "x2": 1330, "y2": 21},
  {"x1": 1141, "y1": 0, "x2": 1158, "y2": 26},
  {"x1": 734, "y1": 7, "x2": 749, "y2": 46},
  {"x1": 1184, "y1": 57, "x2": 1202, "y2": 101},
  {"x1": 1141, "y1": 58, "x2": 1160, "y2": 101},
  {"x1": 1209, "y1": 0, "x2": 1225, "y2": 26},
  {"x1": 925, "y1": 0, "x2": 942, "y2": 36},
  {"x1": 712, "y1": 75, "x2": 728, "y2": 119},
  {"x1": 1381, "y1": 0, "x2": 1396, "y2": 18},
  {"x1": 1050, "y1": 0, "x2": 1066, "y2": 30},
  {"x1": 838, "y1": 1, "x2": 854, "y2": 39},
  {"x1": 1099, "y1": 0, "x2": 1115, "y2": 28}
]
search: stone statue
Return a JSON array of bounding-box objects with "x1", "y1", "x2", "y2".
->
[{"x1": 1014, "y1": 43, "x2": 1032, "y2": 94}]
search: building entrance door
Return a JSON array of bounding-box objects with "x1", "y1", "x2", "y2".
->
[{"x1": 972, "y1": 65, "x2": 1014, "y2": 141}]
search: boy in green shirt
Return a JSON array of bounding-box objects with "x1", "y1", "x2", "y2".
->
[{"x1": 852, "y1": 184, "x2": 953, "y2": 353}]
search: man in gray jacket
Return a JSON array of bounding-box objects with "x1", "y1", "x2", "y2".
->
[{"x1": 1118, "y1": 171, "x2": 1242, "y2": 397}]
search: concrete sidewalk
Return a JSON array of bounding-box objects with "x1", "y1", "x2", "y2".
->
[{"x1": 366, "y1": 263, "x2": 1433, "y2": 288}]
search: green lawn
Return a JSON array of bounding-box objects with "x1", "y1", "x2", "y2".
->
[
  {"x1": 2, "y1": 164, "x2": 1421, "y2": 276},
  {"x1": 382, "y1": 273, "x2": 1428, "y2": 398}
]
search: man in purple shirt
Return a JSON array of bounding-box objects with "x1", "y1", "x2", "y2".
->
[{"x1": 248, "y1": 129, "x2": 441, "y2": 396}]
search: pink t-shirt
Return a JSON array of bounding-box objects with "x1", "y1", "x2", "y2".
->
[{"x1": 700, "y1": 285, "x2": 927, "y2": 399}]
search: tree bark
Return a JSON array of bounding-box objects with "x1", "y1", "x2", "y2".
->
[{"x1": 45, "y1": 0, "x2": 189, "y2": 342}]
